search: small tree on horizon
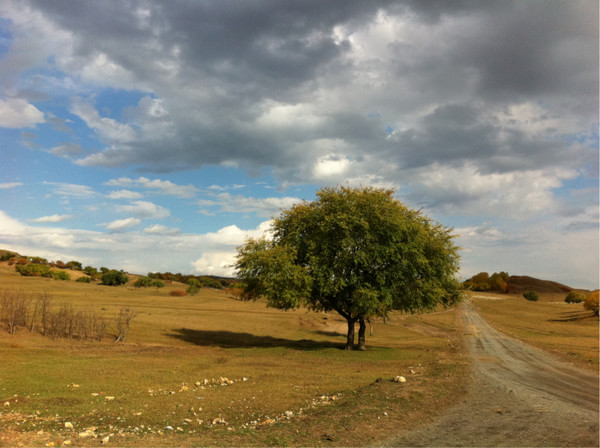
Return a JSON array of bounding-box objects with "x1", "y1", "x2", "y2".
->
[
  {"x1": 235, "y1": 186, "x2": 462, "y2": 350},
  {"x1": 101, "y1": 270, "x2": 129, "y2": 286}
]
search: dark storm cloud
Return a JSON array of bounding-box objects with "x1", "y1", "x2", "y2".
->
[{"x1": 18, "y1": 0, "x2": 599, "y2": 189}]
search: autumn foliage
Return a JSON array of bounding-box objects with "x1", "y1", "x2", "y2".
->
[
  {"x1": 584, "y1": 291, "x2": 599, "y2": 317},
  {"x1": 463, "y1": 272, "x2": 509, "y2": 292}
]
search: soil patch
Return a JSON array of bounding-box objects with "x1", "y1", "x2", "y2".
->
[{"x1": 388, "y1": 301, "x2": 599, "y2": 447}]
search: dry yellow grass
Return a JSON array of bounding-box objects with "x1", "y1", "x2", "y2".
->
[
  {"x1": 471, "y1": 291, "x2": 599, "y2": 372},
  {"x1": 0, "y1": 264, "x2": 468, "y2": 446}
]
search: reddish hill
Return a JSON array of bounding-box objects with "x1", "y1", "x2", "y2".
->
[{"x1": 507, "y1": 275, "x2": 573, "y2": 294}]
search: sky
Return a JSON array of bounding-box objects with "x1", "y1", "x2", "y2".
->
[{"x1": 0, "y1": 0, "x2": 598, "y2": 289}]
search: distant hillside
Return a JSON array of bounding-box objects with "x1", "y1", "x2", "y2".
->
[{"x1": 507, "y1": 276, "x2": 573, "y2": 294}]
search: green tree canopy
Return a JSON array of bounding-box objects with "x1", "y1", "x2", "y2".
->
[
  {"x1": 235, "y1": 186, "x2": 462, "y2": 350},
  {"x1": 101, "y1": 270, "x2": 129, "y2": 286}
]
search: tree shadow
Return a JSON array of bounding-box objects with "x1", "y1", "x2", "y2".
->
[
  {"x1": 549, "y1": 311, "x2": 595, "y2": 322},
  {"x1": 313, "y1": 330, "x2": 345, "y2": 338},
  {"x1": 167, "y1": 328, "x2": 345, "y2": 350}
]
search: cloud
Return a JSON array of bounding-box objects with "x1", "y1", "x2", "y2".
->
[
  {"x1": 0, "y1": 182, "x2": 23, "y2": 189},
  {"x1": 198, "y1": 193, "x2": 302, "y2": 218},
  {"x1": 191, "y1": 251, "x2": 237, "y2": 277},
  {"x1": 43, "y1": 182, "x2": 97, "y2": 198},
  {"x1": 103, "y1": 217, "x2": 141, "y2": 232},
  {"x1": 115, "y1": 200, "x2": 170, "y2": 219},
  {"x1": 406, "y1": 163, "x2": 576, "y2": 219},
  {"x1": 4, "y1": 1, "x2": 596, "y2": 197},
  {"x1": 107, "y1": 189, "x2": 144, "y2": 200},
  {"x1": 0, "y1": 98, "x2": 45, "y2": 128},
  {"x1": 48, "y1": 142, "x2": 85, "y2": 159},
  {"x1": 105, "y1": 177, "x2": 198, "y2": 198},
  {"x1": 143, "y1": 224, "x2": 180, "y2": 235},
  {"x1": 30, "y1": 214, "x2": 72, "y2": 223},
  {"x1": 0, "y1": 209, "x2": 272, "y2": 278},
  {"x1": 70, "y1": 97, "x2": 136, "y2": 143}
]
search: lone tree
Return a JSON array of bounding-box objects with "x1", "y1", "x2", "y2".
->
[{"x1": 235, "y1": 186, "x2": 462, "y2": 350}]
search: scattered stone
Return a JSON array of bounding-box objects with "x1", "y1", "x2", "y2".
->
[
  {"x1": 242, "y1": 377, "x2": 248, "y2": 382},
  {"x1": 165, "y1": 426, "x2": 174, "y2": 431},
  {"x1": 62, "y1": 441, "x2": 71, "y2": 446},
  {"x1": 409, "y1": 368, "x2": 416, "y2": 374},
  {"x1": 212, "y1": 417, "x2": 227, "y2": 425},
  {"x1": 104, "y1": 396, "x2": 115, "y2": 401},
  {"x1": 67, "y1": 384, "x2": 79, "y2": 388},
  {"x1": 91, "y1": 393, "x2": 99, "y2": 397},
  {"x1": 64, "y1": 422, "x2": 74, "y2": 429},
  {"x1": 393, "y1": 376, "x2": 407, "y2": 383},
  {"x1": 284, "y1": 411, "x2": 294, "y2": 418},
  {"x1": 101, "y1": 436, "x2": 110, "y2": 444},
  {"x1": 45, "y1": 443, "x2": 55, "y2": 447}
]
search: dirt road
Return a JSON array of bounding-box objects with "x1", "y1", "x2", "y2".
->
[{"x1": 390, "y1": 301, "x2": 599, "y2": 447}]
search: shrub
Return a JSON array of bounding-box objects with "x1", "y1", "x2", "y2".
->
[
  {"x1": 51, "y1": 270, "x2": 71, "y2": 281},
  {"x1": 84, "y1": 266, "x2": 99, "y2": 280},
  {"x1": 0, "y1": 290, "x2": 30, "y2": 334},
  {"x1": 134, "y1": 277, "x2": 153, "y2": 288},
  {"x1": 187, "y1": 284, "x2": 200, "y2": 296},
  {"x1": 565, "y1": 291, "x2": 586, "y2": 304},
  {"x1": 186, "y1": 278, "x2": 200, "y2": 296},
  {"x1": 523, "y1": 291, "x2": 539, "y2": 302},
  {"x1": 0, "y1": 251, "x2": 19, "y2": 262},
  {"x1": 101, "y1": 270, "x2": 129, "y2": 286},
  {"x1": 16, "y1": 263, "x2": 52, "y2": 277},
  {"x1": 169, "y1": 290, "x2": 187, "y2": 297},
  {"x1": 76, "y1": 276, "x2": 91, "y2": 283},
  {"x1": 584, "y1": 291, "x2": 599, "y2": 317},
  {"x1": 151, "y1": 279, "x2": 165, "y2": 290}
]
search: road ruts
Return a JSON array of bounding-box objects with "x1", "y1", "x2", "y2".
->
[{"x1": 389, "y1": 301, "x2": 599, "y2": 447}]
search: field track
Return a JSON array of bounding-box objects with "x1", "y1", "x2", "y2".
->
[{"x1": 390, "y1": 300, "x2": 599, "y2": 447}]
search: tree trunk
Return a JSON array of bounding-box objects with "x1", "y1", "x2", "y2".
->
[
  {"x1": 345, "y1": 318, "x2": 356, "y2": 350},
  {"x1": 357, "y1": 318, "x2": 367, "y2": 350}
]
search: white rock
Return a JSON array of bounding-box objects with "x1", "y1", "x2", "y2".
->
[
  {"x1": 64, "y1": 422, "x2": 74, "y2": 429},
  {"x1": 394, "y1": 376, "x2": 407, "y2": 383},
  {"x1": 284, "y1": 411, "x2": 294, "y2": 418},
  {"x1": 101, "y1": 436, "x2": 110, "y2": 444}
]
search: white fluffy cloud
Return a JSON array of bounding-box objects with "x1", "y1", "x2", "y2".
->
[
  {"x1": 0, "y1": 210, "x2": 271, "y2": 278},
  {"x1": 0, "y1": 98, "x2": 45, "y2": 128},
  {"x1": 107, "y1": 189, "x2": 144, "y2": 200},
  {"x1": 30, "y1": 214, "x2": 72, "y2": 223},
  {"x1": 105, "y1": 177, "x2": 198, "y2": 198},
  {"x1": 115, "y1": 201, "x2": 170, "y2": 219},
  {"x1": 199, "y1": 193, "x2": 302, "y2": 218},
  {"x1": 104, "y1": 217, "x2": 141, "y2": 232},
  {"x1": 70, "y1": 97, "x2": 136, "y2": 143}
]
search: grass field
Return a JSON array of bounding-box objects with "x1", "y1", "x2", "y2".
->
[
  {"x1": 471, "y1": 292, "x2": 599, "y2": 372},
  {"x1": 0, "y1": 265, "x2": 469, "y2": 447}
]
